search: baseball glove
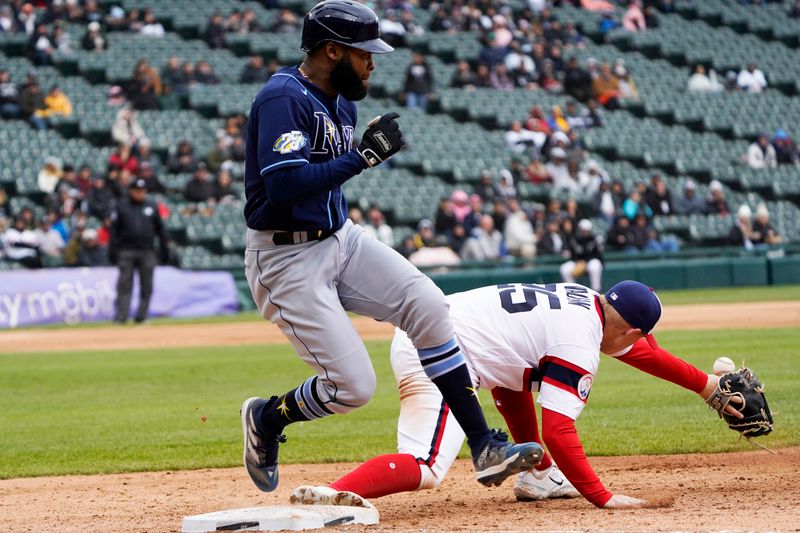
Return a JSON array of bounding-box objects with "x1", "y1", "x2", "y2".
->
[{"x1": 706, "y1": 367, "x2": 773, "y2": 438}]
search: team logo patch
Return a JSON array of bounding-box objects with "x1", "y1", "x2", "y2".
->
[
  {"x1": 143, "y1": 206, "x2": 154, "y2": 217},
  {"x1": 273, "y1": 131, "x2": 306, "y2": 154},
  {"x1": 577, "y1": 374, "x2": 593, "y2": 400}
]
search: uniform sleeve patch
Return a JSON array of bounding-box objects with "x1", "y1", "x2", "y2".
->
[
  {"x1": 541, "y1": 357, "x2": 593, "y2": 403},
  {"x1": 273, "y1": 131, "x2": 306, "y2": 154},
  {"x1": 577, "y1": 374, "x2": 593, "y2": 400}
]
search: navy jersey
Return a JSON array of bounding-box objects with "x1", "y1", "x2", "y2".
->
[{"x1": 244, "y1": 67, "x2": 365, "y2": 231}]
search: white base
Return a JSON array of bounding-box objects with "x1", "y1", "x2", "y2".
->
[{"x1": 182, "y1": 505, "x2": 380, "y2": 532}]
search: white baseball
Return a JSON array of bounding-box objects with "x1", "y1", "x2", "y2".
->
[{"x1": 713, "y1": 356, "x2": 736, "y2": 376}]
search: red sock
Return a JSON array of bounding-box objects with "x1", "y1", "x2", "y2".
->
[
  {"x1": 491, "y1": 387, "x2": 553, "y2": 471},
  {"x1": 329, "y1": 453, "x2": 421, "y2": 498}
]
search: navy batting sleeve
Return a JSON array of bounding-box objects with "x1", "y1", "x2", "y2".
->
[{"x1": 265, "y1": 151, "x2": 365, "y2": 205}]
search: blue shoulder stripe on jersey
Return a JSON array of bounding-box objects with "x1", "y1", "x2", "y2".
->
[
  {"x1": 271, "y1": 72, "x2": 332, "y2": 115},
  {"x1": 260, "y1": 158, "x2": 309, "y2": 175}
]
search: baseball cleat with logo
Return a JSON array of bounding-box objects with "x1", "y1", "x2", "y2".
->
[
  {"x1": 474, "y1": 429, "x2": 545, "y2": 487},
  {"x1": 241, "y1": 396, "x2": 286, "y2": 492},
  {"x1": 290, "y1": 486, "x2": 374, "y2": 508},
  {"x1": 513, "y1": 465, "x2": 581, "y2": 501}
]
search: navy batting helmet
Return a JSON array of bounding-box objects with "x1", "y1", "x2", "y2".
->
[{"x1": 301, "y1": 0, "x2": 393, "y2": 54}]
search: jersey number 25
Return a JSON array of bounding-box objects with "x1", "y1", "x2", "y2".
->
[{"x1": 497, "y1": 283, "x2": 561, "y2": 314}]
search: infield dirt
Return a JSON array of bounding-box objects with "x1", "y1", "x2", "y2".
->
[
  {"x1": 1, "y1": 448, "x2": 798, "y2": 532},
  {"x1": 1, "y1": 300, "x2": 798, "y2": 531}
]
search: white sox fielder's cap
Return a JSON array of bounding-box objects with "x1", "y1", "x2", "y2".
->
[{"x1": 604, "y1": 280, "x2": 662, "y2": 334}]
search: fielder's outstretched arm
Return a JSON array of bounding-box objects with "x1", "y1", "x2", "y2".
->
[
  {"x1": 613, "y1": 336, "x2": 708, "y2": 393},
  {"x1": 613, "y1": 337, "x2": 742, "y2": 417},
  {"x1": 541, "y1": 407, "x2": 615, "y2": 507}
]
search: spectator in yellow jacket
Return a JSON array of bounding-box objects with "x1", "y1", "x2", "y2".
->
[{"x1": 35, "y1": 86, "x2": 73, "y2": 120}]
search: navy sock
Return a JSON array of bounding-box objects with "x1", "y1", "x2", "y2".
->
[
  {"x1": 259, "y1": 376, "x2": 334, "y2": 434},
  {"x1": 418, "y1": 338, "x2": 491, "y2": 457}
]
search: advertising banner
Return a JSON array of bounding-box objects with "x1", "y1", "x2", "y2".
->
[{"x1": 0, "y1": 267, "x2": 238, "y2": 328}]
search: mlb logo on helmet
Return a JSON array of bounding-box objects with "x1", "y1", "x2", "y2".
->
[{"x1": 604, "y1": 281, "x2": 662, "y2": 334}]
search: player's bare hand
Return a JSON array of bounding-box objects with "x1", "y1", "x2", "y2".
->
[
  {"x1": 356, "y1": 112, "x2": 405, "y2": 167},
  {"x1": 724, "y1": 394, "x2": 745, "y2": 418},
  {"x1": 701, "y1": 374, "x2": 744, "y2": 419},
  {"x1": 603, "y1": 494, "x2": 646, "y2": 509}
]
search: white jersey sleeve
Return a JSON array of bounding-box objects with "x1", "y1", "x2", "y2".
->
[
  {"x1": 538, "y1": 288, "x2": 602, "y2": 420},
  {"x1": 446, "y1": 283, "x2": 603, "y2": 420}
]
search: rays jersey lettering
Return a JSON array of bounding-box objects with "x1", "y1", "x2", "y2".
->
[
  {"x1": 244, "y1": 66, "x2": 358, "y2": 231},
  {"x1": 311, "y1": 112, "x2": 355, "y2": 156}
]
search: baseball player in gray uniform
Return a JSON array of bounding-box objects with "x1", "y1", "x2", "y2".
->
[{"x1": 240, "y1": 0, "x2": 543, "y2": 494}]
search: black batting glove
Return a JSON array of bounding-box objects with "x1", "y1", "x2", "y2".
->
[{"x1": 356, "y1": 112, "x2": 405, "y2": 167}]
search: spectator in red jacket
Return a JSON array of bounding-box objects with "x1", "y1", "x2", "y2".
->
[{"x1": 108, "y1": 143, "x2": 139, "y2": 175}]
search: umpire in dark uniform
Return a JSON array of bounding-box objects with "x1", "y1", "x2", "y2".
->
[{"x1": 109, "y1": 178, "x2": 169, "y2": 324}]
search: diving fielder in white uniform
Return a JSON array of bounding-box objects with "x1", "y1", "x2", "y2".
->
[{"x1": 291, "y1": 280, "x2": 733, "y2": 509}]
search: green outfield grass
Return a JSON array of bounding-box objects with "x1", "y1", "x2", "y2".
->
[
  {"x1": 654, "y1": 285, "x2": 800, "y2": 305},
  {"x1": 1, "y1": 327, "x2": 797, "y2": 479}
]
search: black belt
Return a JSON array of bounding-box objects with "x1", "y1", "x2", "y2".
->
[{"x1": 271, "y1": 229, "x2": 335, "y2": 245}]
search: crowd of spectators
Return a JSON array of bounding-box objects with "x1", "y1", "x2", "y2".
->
[
  {"x1": 685, "y1": 57, "x2": 800, "y2": 170},
  {"x1": 368, "y1": 156, "x2": 783, "y2": 278},
  {"x1": 0, "y1": 153, "x2": 114, "y2": 269},
  {"x1": 687, "y1": 62, "x2": 770, "y2": 94},
  {"x1": 0, "y1": 82, "x2": 246, "y2": 269},
  {"x1": 745, "y1": 130, "x2": 799, "y2": 168},
  {"x1": 440, "y1": 20, "x2": 639, "y2": 110},
  {"x1": 1, "y1": 1, "x2": 285, "y2": 115},
  {"x1": 728, "y1": 203, "x2": 782, "y2": 250},
  {"x1": 0, "y1": 69, "x2": 73, "y2": 129},
  {"x1": 0, "y1": 0, "x2": 793, "y2": 275}
]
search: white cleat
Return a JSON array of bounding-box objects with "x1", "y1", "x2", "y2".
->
[
  {"x1": 513, "y1": 465, "x2": 581, "y2": 501},
  {"x1": 290, "y1": 486, "x2": 374, "y2": 509}
]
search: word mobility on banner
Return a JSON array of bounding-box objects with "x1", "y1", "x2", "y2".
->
[{"x1": 0, "y1": 267, "x2": 238, "y2": 328}]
